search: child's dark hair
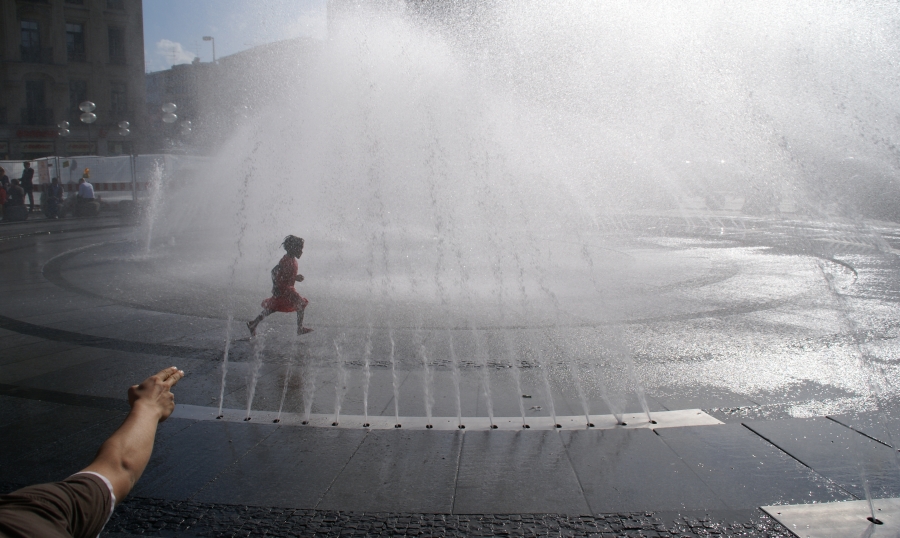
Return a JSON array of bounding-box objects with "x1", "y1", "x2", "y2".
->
[{"x1": 283, "y1": 235, "x2": 304, "y2": 253}]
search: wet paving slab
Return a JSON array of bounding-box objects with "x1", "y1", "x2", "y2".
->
[
  {"x1": 561, "y1": 428, "x2": 725, "y2": 513},
  {"x1": 1, "y1": 218, "x2": 900, "y2": 532},
  {"x1": 656, "y1": 423, "x2": 853, "y2": 508},
  {"x1": 191, "y1": 426, "x2": 367, "y2": 508},
  {"x1": 744, "y1": 417, "x2": 900, "y2": 499}
]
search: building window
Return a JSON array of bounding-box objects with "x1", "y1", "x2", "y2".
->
[
  {"x1": 22, "y1": 80, "x2": 52, "y2": 126},
  {"x1": 108, "y1": 26, "x2": 125, "y2": 64},
  {"x1": 66, "y1": 23, "x2": 86, "y2": 62},
  {"x1": 69, "y1": 79, "x2": 87, "y2": 119},
  {"x1": 20, "y1": 21, "x2": 42, "y2": 63},
  {"x1": 107, "y1": 0, "x2": 125, "y2": 10},
  {"x1": 110, "y1": 83, "x2": 127, "y2": 114}
]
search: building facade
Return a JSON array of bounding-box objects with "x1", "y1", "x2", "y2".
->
[{"x1": 0, "y1": 0, "x2": 146, "y2": 160}]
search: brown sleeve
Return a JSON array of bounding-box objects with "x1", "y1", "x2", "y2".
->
[{"x1": 0, "y1": 473, "x2": 114, "y2": 538}]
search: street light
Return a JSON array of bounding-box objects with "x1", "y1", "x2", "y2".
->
[
  {"x1": 79, "y1": 101, "x2": 97, "y2": 155},
  {"x1": 202, "y1": 36, "x2": 215, "y2": 63},
  {"x1": 161, "y1": 102, "x2": 177, "y2": 124}
]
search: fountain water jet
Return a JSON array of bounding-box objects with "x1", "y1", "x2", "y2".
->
[
  {"x1": 275, "y1": 338, "x2": 300, "y2": 423},
  {"x1": 389, "y1": 330, "x2": 401, "y2": 427},
  {"x1": 362, "y1": 325, "x2": 373, "y2": 427},
  {"x1": 134, "y1": 1, "x2": 900, "y2": 438},
  {"x1": 245, "y1": 331, "x2": 266, "y2": 421},
  {"x1": 332, "y1": 336, "x2": 349, "y2": 426},
  {"x1": 419, "y1": 339, "x2": 435, "y2": 426},
  {"x1": 448, "y1": 329, "x2": 463, "y2": 427},
  {"x1": 216, "y1": 315, "x2": 233, "y2": 419}
]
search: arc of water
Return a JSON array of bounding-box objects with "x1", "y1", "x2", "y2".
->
[
  {"x1": 300, "y1": 355, "x2": 318, "y2": 424},
  {"x1": 473, "y1": 329, "x2": 495, "y2": 427},
  {"x1": 143, "y1": 160, "x2": 165, "y2": 253},
  {"x1": 571, "y1": 362, "x2": 592, "y2": 427},
  {"x1": 448, "y1": 329, "x2": 462, "y2": 427},
  {"x1": 419, "y1": 340, "x2": 434, "y2": 424},
  {"x1": 245, "y1": 331, "x2": 266, "y2": 420},
  {"x1": 216, "y1": 315, "x2": 233, "y2": 418},
  {"x1": 362, "y1": 325, "x2": 373, "y2": 425},
  {"x1": 389, "y1": 330, "x2": 400, "y2": 425},
  {"x1": 332, "y1": 337, "x2": 349, "y2": 425},
  {"x1": 275, "y1": 338, "x2": 300, "y2": 423}
]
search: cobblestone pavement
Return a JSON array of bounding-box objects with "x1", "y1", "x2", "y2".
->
[{"x1": 95, "y1": 496, "x2": 793, "y2": 537}]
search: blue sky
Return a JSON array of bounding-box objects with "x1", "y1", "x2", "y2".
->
[{"x1": 143, "y1": 0, "x2": 328, "y2": 72}]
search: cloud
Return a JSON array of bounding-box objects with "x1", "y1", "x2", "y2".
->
[{"x1": 155, "y1": 39, "x2": 197, "y2": 69}]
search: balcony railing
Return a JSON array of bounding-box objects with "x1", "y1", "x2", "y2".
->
[
  {"x1": 21, "y1": 46, "x2": 53, "y2": 64},
  {"x1": 20, "y1": 108, "x2": 54, "y2": 126}
]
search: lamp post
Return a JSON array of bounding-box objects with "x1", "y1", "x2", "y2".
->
[
  {"x1": 202, "y1": 36, "x2": 215, "y2": 63},
  {"x1": 79, "y1": 101, "x2": 97, "y2": 155}
]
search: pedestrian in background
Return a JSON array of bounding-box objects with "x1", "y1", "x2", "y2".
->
[{"x1": 20, "y1": 162, "x2": 35, "y2": 213}]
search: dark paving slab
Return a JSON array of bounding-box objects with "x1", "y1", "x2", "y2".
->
[
  {"x1": 745, "y1": 417, "x2": 900, "y2": 499},
  {"x1": 0, "y1": 404, "x2": 125, "y2": 484},
  {"x1": 560, "y1": 428, "x2": 724, "y2": 513},
  {"x1": 0, "y1": 328, "x2": 47, "y2": 351},
  {"x1": 453, "y1": 430, "x2": 590, "y2": 515},
  {"x1": 98, "y1": 497, "x2": 794, "y2": 537},
  {"x1": 0, "y1": 394, "x2": 62, "y2": 429},
  {"x1": 318, "y1": 429, "x2": 462, "y2": 513},
  {"x1": 190, "y1": 426, "x2": 366, "y2": 508},
  {"x1": 0, "y1": 346, "x2": 119, "y2": 384},
  {"x1": 0, "y1": 313, "x2": 221, "y2": 360},
  {"x1": 0, "y1": 339, "x2": 82, "y2": 367},
  {"x1": 15, "y1": 353, "x2": 218, "y2": 406},
  {"x1": 133, "y1": 420, "x2": 277, "y2": 500},
  {"x1": 831, "y1": 409, "x2": 900, "y2": 450},
  {"x1": 656, "y1": 423, "x2": 853, "y2": 508}
]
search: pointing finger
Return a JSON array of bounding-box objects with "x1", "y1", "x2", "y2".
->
[{"x1": 163, "y1": 368, "x2": 185, "y2": 388}]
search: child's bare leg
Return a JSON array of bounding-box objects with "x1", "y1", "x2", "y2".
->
[
  {"x1": 296, "y1": 307, "x2": 312, "y2": 335},
  {"x1": 248, "y1": 309, "x2": 273, "y2": 336}
]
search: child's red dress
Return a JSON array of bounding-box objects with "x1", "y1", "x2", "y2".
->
[{"x1": 261, "y1": 254, "x2": 309, "y2": 312}]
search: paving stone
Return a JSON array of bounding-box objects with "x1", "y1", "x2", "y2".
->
[
  {"x1": 318, "y1": 429, "x2": 462, "y2": 513},
  {"x1": 133, "y1": 420, "x2": 278, "y2": 500},
  {"x1": 656, "y1": 423, "x2": 853, "y2": 508},
  {"x1": 454, "y1": 430, "x2": 590, "y2": 515},
  {"x1": 191, "y1": 425, "x2": 366, "y2": 508},
  {"x1": 561, "y1": 428, "x2": 724, "y2": 513},
  {"x1": 744, "y1": 417, "x2": 900, "y2": 499}
]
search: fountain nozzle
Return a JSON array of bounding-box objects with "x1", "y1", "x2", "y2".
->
[
  {"x1": 243, "y1": 417, "x2": 251, "y2": 421},
  {"x1": 426, "y1": 424, "x2": 433, "y2": 429}
]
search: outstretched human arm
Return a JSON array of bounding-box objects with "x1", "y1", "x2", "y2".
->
[{"x1": 82, "y1": 366, "x2": 184, "y2": 501}]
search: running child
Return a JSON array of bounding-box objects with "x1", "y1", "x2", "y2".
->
[{"x1": 248, "y1": 235, "x2": 312, "y2": 336}]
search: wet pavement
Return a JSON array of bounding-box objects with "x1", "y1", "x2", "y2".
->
[{"x1": 1, "y1": 214, "x2": 900, "y2": 536}]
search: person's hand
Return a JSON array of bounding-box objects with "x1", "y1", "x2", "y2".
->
[
  {"x1": 296, "y1": 274, "x2": 304, "y2": 282},
  {"x1": 127, "y1": 366, "x2": 184, "y2": 423}
]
